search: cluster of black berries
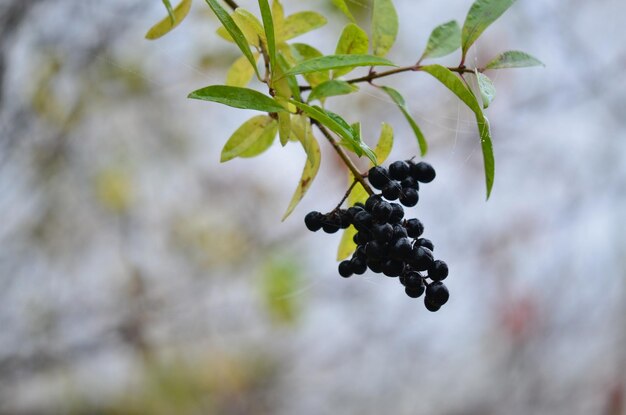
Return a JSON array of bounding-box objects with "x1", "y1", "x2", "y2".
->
[{"x1": 305, "y1": 160, "x2": 450, "y2": 312}]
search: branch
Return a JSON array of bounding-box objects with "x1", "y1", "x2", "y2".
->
[
  {"x1": 311, "y1": 121, "x2": 374, "y2": 197},
  {"x1": 223, "y1": 0, "x2": 239, "y2": 10}
]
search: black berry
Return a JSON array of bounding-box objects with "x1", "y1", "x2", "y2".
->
[
  {"x1": 389, "y1": 161, "x2": 410, "y2": 181},
  {"x1": 304, "y1": 211, "x2": 324, "y2": 232},
  {"x1": 351, "y1": 257, "x2": 368, "y2": 275},
  {"x1": 382, "y1": 182, "x2": 402, "y2": 200},
  {"x1": 405, "y1": 285, "x2": 425, "y2": 298},
  {"x1": 428, "y1": 260, "x2": 448, "y2": 281},
  {"x1": 405, "y1": 219, "x2": 424, "y2": 238},
  {"x1": 426, "y1": 281, "x2": 449, "y2": 306},
  {"x1": 411, "y1": 161, "x2": 436, "y2": 183},
  {"x1": 416, "y1": 238, "x2": 434, "y2": 251},
  {"x1": 388, "y1": 203, "x2": 405, "y2": 224},
  {"x1": 338, "y1": 261, "x2": 353, "y2": 278},
  {"x1": 399, "y1": 187, "x2": 419, "y2": 207},
  {"x1": 368, "y1": 166, "x2": 391, "y2": 190}
]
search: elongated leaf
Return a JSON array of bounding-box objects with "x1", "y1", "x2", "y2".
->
[
  {"x1": 277, "y1": 53, "x2": 302, "y2": 101},
  {"x1": 337, "y1": 122, "x2": 393, "y2": 260},
  {"x1": 278, "y1": 112, "x2": 291, "y2": 146},
  {"x1": 188, "y1": 85, "x2": 286, "y2": 112},
  {"x1": 476, "y1": 71, "x2": 496, "y2": 109},
  {"x1": 290, "y1": 43, "x2": 329, "y2": 87},
  {"x1": 421, "y1": 64, "x2": 494, "y2": 198},
  {"x1": 462, "y1": 0, "x2": 516, "y2": 57},
  {"x1": 381, "y1": 86, "x2": 427, "y2": 156},
  {"x1": 333, "y1": 23, "x2": 369, "y2": 78},
  {"x1": 371, "y1": 0, "x2": 398, "y2": 57},
  {"x1": 162, "y1": 0, "x2": 175, "y2": 23},
  {"x1": 485, "y1": 50, "x2": 544, "y2": 69},
  {"x1": 272, "y1": 0, "x2": 285, "y2": 30},
  {"x1": 331, "y1": 0, "x2": 356, "y2": 22},
  {"x1": 420, "y1": 20, "x2": 462, "y2": 61},
  {"x1": 205, "y1": 0, "x2": 261, "y2": 78},
  {"x1": 259, "y1": 0, "x2": 276, "y2": 72},
  {"x1": 145, "y1": 0, "x2": 192, "y2": 40},
  {"x1": 284, "y1": 54, "x2": 395, "y2": 77},
  {"x1": 280, "y1": 11, "x2": 327, "y2": 41},
  {"x1": 221, "y1": 115, "x2": 277, "y2": 162},
  {"x1": 216, "y1": 9, "x2": 265, "y2": 47},
  {"x1": 307, "y1": 80, "x2": 358, "y2": 102},
  {"x1": 226, "y1": 53, "x2": 260, "y2": 87},
  {"x1": 282, "y1": 115, "x2": 321, "y2": 220}
]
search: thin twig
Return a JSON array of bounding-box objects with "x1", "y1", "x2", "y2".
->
[
  {"x1": 223, "y1": 0, "x2": 239, "y2": 10},
  {"x1": 333, "y1": 179, "x2": 359, "y2": 211}
]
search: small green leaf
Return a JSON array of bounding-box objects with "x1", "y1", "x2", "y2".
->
[
  {"x1": 272, "y1": 0, "x2": 285, "y2": 34},
  {"x1": 221, "y1": 115, "x2": 277, "y2": 162},
  {"x1": 421, "y1": 64, "x2": 494, "y2": 198},
  {"x1": 337, "y1": 122, "x2": 393, "y2": 260},
  {"x1": 145, "y1": 0, "x2": 192, "y2": 40},
  {"x1": 283, "y1": 54, "x2": 395, "y2": 77},
  {"x1": 226, "y1": 53, "x2": 260, "y2": 87},
  {"x1": 476, "y1": 70, "x2": 496, "y2": 109},
  {"x1": 485, "y1": 50, "x2": 544, "y2": 69},
  {"x1": 289, "y1": 43, "x2": 329, "y2": 88},
  {"x1": 278, "y1": 112, "x2": 291, "y2": 146},
  {"x1": 188, "y1": 85, "x2": 286, "y2": 112},
  {"x1": 333, "y1": 23, "x2": 369, "y2": 78},
  {"x1": 381, "y1": 86, "x2": 428, "y2": 156},
  {"x1": 259, "y1": 0, "x2": 276, "y2": 73},
  {"x1": 162, "y1": 0, "x2": 175, "y2": 24},
  {"x1": 277, "y1": 53, "x2": 302, "y2": 101},
  {"x1": 282, "y1": 115, "x2": 321, "y2": 220},
  {"x1": 331, "y1": 0, "x2": 356, "y2": 22},
  {"x1": 307, "y1": 80, "x2": 358, "y2": 103},
  {"x1": 216, "y1": 8, "x2": 265, "y2": 47},
  {"x1": 205, "y1": 0, "x2": 261, "y2": 78},
  {"x1": 420, "y1": 20, "x2": 462, "y2": 61},
  {"x1": 371, "y1": 0, "x2": 398, "y2": 57},
  {"x1": 280, "y1": 11, "x2": 327, "y2": 41},
  {"x1": 462, "y1": 0, "x2": 517, "y2": 58}
]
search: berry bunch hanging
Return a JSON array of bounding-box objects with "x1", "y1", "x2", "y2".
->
[{"x1": 305, "y1": 161, "x2": 449, "y2": 312}]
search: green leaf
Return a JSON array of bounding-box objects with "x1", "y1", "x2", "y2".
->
[
  {"x1": 289, "y1": 43, "x2": 329, "y2": 88},
  {"x1": 337, "y1": 122, "x2": 393, "y2": 260},
  {"x1": 205, "y1": 0, "x2": 261, "y2": 78},
  {"x1": 476, "y1": 70, "x2": 496, "y2": 109},
  {"x1": 261, "y1": 258, "x2": 302, "y2": 324},
  {"x1": 216, "y1": 8, "x2": 265, "y2": 47},
  {"x1": 485, "y1": 50, "x2": 544, "y2": 69},
  {"x1": 282, "y1": 115, "x2": 321, "y2": 220},
  {"x1": 283, "y1": 54, "x2": 395, "y2": 77},
  {"x1": 462, "y1": 0, "x2": 517, "y2": 58},
  {"x1": 259, "y1": 0, "x2": 276, "y2": 73},
  {"x1": 371, "y1": 0, "x2": 398, "y2": 57},
  {"x1": 421, "y1": 64, "x2": 494, "y2": 198},
  {"x1": 333, "y1": 23, "x2": 369, "y2": 78},
  {"x1": 162, "y1": 0, "x2": 175, "y2": 24},
  {"x1": 226, "y1": 53, "x2": 260, "y2": 87},
  {"x1": 381, "y1": 86, "x2": 428, "y2": 156},
  {"x1": 307, "y1": 80, "x2": 358, "y2": 103},
  {"x1": 277, "y1": 53, "x2": 302, "y2": 101},
  {"x1": 221, "y1": 115, "x2": 277, "y2": 162},
  {"x1": 272, "y1": 0, "x2": 285, "y2": 34},
  {"x1": 420, "y1": 20, "x2": 462, "y2": 61},
  {"x1": 331, "y1": 0, "x2": 356, "y2": 22},
  {"x1": 280, "y1": 11, "x2": 327, "y2": 41},
  {"x1": 145, "y1": 0, "x2": 192, "y2": 40},
  {"x1": 278, "y1": 112, "x2": 291, "y2": 146},
  {"x1": 188, "y1": 85, "x2": 286, "y2": 112}
]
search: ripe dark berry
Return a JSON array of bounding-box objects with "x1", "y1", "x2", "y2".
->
[
  {"x1": 338, "y1": 261, "x2": 353, "y2": 278},
  {"x1": 353, "y1": 231, "x2": 370, "y2": 245},
  {"x1": 405, "y1": 219, "x2": 424, "y2": 238},
  {"x1": 322, "y1": 222, "x2": 340, "y2": 234},
  {"x1": 347, "y1": 206, "x2": 364, "y2": 220},
  {"x1": 416, "y1": 238, "x2": 434, "y2": 251},
  {"x1": 424, "y1": 297, "x2": 441, "y2": 312},
  {"x1": 410, "y1": 246, "x2": 434, "y2": 271},
  {"x1": 426, "y1": 282, "x2": 449, "y2": 306},
  {"x1": 304, "y1": 211, "x2": 324, "y2": 232},
  {"x1": 400, "y1": 176, "x2": 419, "y2": 190},
  {"x1": 389, "y1": 161, "x2": 410, "y2": 181},
  {"x1": 405, "y1": 286, "x2": 425, "y2": 298},
  {"x1": 399, "y1": 187, "x2": 419, "y2": 207},
  {"x1": 368, "y1": 166, "x2": 391, "y2": 190},
  {"x1": 382, "y1": 259, "x2": 404, "y2": 277},
  {"x1": 392, "y1": 224, "x2": 408, "y2": 241},
  {"x1": 372, "y1": 201, "x2": 392, "y2": 222},
  {"x1": 428, "y1": 260, "x2": 448, "y2": 281},
  {"x1": 401, "y1": 271, "x2": 423, "y2": 288},
  {"x1": 353, "y1": 211, "x2": 373, "y2": 231},
  {"x1": 338, "y1": 210, "x2": 352, "y2": 229},
  {"x1": 365, "y1": 240, "x2": 386, "y2": 259},
  {"x1": 382, "y1": 182, "x2": 402, "y2": 200},
  {"x1": 391, "y1": 238, "x2": 412, "y2": 260},
  {"x1": 354, "y1": 245, "x2": 367, "y2": 259},
  {"x1": 350, "y1": 257, "x2": 368, "y2": 275},
  {"x1": 366, "y1": 258, "x2": 383, "y2": 273},
  {"x1": 411, "y1": 161, "x2": 436, "y2": 183},
  {"x1": 365, "y1": 194, "x2": 383, "y2": 212},
  {"x1": 388, "y1": 203, "x2": 404, "y2": 224},
  {"x1": 372, "y1": 223, "x2": 394, "y2": 242}
]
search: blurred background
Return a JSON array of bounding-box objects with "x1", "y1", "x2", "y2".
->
[{"x1": 1, "y1": 0, "x2": 625, "y2": 414}]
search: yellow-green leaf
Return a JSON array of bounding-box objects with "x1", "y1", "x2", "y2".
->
[
  {"x1": 221, "y1": 115, "x2": 277, "y2": 162},
  {"x1": 331, "y1": 0, "x2": 356, "y2": 22},
  {"x1": 307, "y1": 80, "x2": 358, "y2": 103},
  {"x1": 333, "y1": 23, "x2": 369, "y2": 78},
  {"x1": 226, "y1": 53, "x2": 260, "y2": 87},
  {"x1": 216, "y1": 8, "x2": 265, "y2": 47},
  {"x1": 485, "y1": 50, "x2": 544, "y2": 69},
  {"x1": 261, "y1": 258, "x2": 302, "y2": 324},
  {"x1": 282, "y1": 115, "x2": 321, "y2": 220},
  {"x1": 337, "y1": 122, "x2": 393, "y2": 260},
  {"x1": 278, "y1": 112, "x2": 291, "y2": 146},
  {"x1": 280, "y1": 11, "x2": 327, "y2": 41},
  {"x1": 283, "y1": 54, "x2": 395, "y2": 77},
  {"x1": 145, "y1": 0, "x2": 192, "y2": 40},
  {"x1": 371, "y1": 0, "x2": 398, "y2": 57},
  {"x1": 290, "y1": 43, "x2": 329, "y2": 88},
  {"x1": 462, "y1": 0, "x2": 517, "y2": 58},
  {"x1": 380, "y1": 86, "x2": 427, "y2": 156},
  {"x1": 259, "y1": 0, "x2": 276, "y2": 72},
  {"x1": 188, "y1": 85, "x2": 287, "y2": 113},
  {"x1": 420, "y1": 20, "x2": 462, "y2": 61}
]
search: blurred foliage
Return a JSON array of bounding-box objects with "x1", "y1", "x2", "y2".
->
[{"x1": 261, "y1": 257, "x2": 303, "y2": 324}]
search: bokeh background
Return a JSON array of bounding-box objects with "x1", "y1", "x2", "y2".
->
[{"x1": 1, "y1": 0, "x2": 625, "y2": 414}]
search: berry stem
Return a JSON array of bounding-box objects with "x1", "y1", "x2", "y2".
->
[
  {"x1": 223, "y1": 0, "x2": 239, "y2": 10},
  {"x1": 333, "y1": 179, "x2": 359, "y2": 211},
  {"x1": 312, "y1": 121, "x2": 374, "y2": 196}
]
